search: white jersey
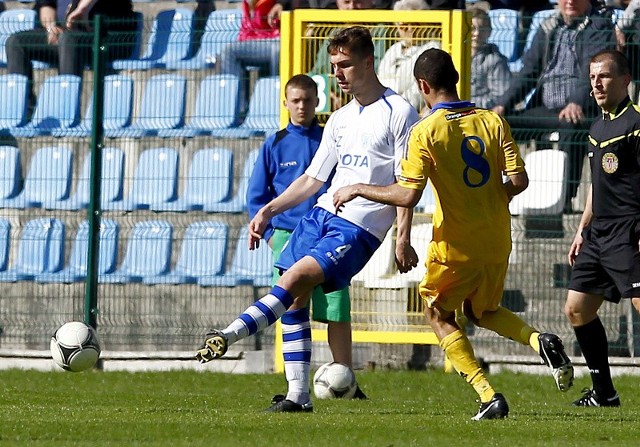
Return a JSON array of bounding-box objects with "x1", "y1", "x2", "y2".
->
[{"x1": 305, "y1": 88, "x2": 419, "y2": 241}]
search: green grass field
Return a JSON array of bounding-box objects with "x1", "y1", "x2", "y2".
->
[{"x1": 1, "y1": 368, "x2": 638, "y2": 446}]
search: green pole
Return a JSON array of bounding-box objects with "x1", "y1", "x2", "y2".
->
[{"x1": 84, "y1": 15, "x2": 106, "y2": 329}]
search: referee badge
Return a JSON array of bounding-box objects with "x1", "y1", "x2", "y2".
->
[{"x1": 602, "y1": 152, "x2": 618, "y2": 174}]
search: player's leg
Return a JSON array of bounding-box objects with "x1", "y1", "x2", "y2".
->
[
  {"x1": 470, "y1": 304, "x2": 573, "y2": 392},
  {"x1": 565, "y1": 290, "x2": 620, "y2": 406},
  {"x1": 195, "y1": 257, "x2": 322, "y2": 363},
  {"x1": 421, "y1": 261, "x2": 508, "y2": 420},
  {"x1": 633, "y1": 297, "x2": 640, "y2": 313}
]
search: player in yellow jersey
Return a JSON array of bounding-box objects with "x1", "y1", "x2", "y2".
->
[{"x1": 333, "y1": 48, "x2": 574, "y2": 420}]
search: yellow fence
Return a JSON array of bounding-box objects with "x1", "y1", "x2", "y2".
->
[{"x1": 273, "y1": 10, "x2": 471, "y2": 373}]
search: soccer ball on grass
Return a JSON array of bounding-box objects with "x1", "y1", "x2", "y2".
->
[
  {"x1": 312, "y1": 362, "x2": 357, "y2": 399},
  {"x1": 50, "y1": 321, "x2": 101, "y2": 372}
]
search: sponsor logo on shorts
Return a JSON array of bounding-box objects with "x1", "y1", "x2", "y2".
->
[
  {"x1": 325, "y1": 251, "x2": 339, "y2": 265},
  {"x1": 602, "y1": 152, "x2": 618, "y2": 174},
  {"x1": 632, "y1": 282, "x2": 640, "y2": 288}
]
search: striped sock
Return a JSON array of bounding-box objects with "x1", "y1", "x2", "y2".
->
[
  {"x1": 282, "y1": 307, "x2": 312, "y2": 405},
  {"x1": 222, "y1": 286, "x2": 294, "y2": 345}
]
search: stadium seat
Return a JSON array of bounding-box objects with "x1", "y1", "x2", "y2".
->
[
  {"x1": 0, "y1": 74, "x2": 29, "y2": 135},
  {"x1": 0, "y1": 145, "x2": 22, "y2": 201},
  {"x1": 488, "y1": 9, "x2": 519, "y2": 63},
  {"x1": 0, "y1": 74, "x2": 29, "y2": 133},
  {"x1": 52, "y1": 74, "x2": 134, "y2": 138},
  {"x1": 509, "y1": 149, "x2": 568, "y2": 216},
  {"x1": 0, "y1": 219, "x2": 10, "y2": 272},
  {"x1": 105, "y1": 147, "x2": 178, "y2": 211},
  {"x1": 49, "y1": 147, "x2": 125, "y2": 210},
  {"x1": 0, "y1": 217, "x2": 65, "y2": 282},
  {"x1": 111, "y1": 8, "x2": 194, "y2": 70},
  {"x1": 157, "y1": 74, "x2": 240, "y2": 137},
  {"x1": 509, "y1": 9, "x2": 557, "y2": 72},
  {"x1": 10, "y1": 75, "x2": 81, "y2": 137},
  {"x1": 415, "y1": 181, "x2": 437, "y2": 215},
  {"x1": 204, "y1": 148, "x2": 258, "y2": 213},
  {"x1": 106, "y1": 11, "x2": 144, "y2": 68},
  {"x1": 164, "y1": 9, "x2": 241, "y2": 70},
  {"x1": 0, "y1": 8, "x2": 37, "y2": 67},
  {"x1": 151, "y1": 147, "x2": 233, "y2": 212},
  {"x1": 106, "y1": 74, "x2": 186, "y2": 138},
  {"x1": 100, "y1": 220, "x2": 173, "y2": 283},
  {"x1": 210, "y1": 76, "x2": 280, "y2": 139},
  {"x1": 198, "y1": 226, "x2": 273, "y2": 287},
  {"x1": 0, "y1": 145, "x2": 73, "y2": 209},
  {"x1": 363, "y1": 223, "x2": 432, "y2": 289},
  {"x1": 144, "y1": 220, "x2": 229, "y2": 285},
  {"x1": 351, "y1": 227, "x2": 396, "y2": 284},
  {"x1": 35, "y1": 219, "x2": 119, "y2": 283}
]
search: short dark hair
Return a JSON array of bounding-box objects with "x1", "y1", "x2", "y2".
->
[
  {"x1": 327, "y1": 26, "x2": 375, "y2": 60},
  {"x1": 285, "y1": 74, "x2": 318, "y2": 96},
  {"x1": 413, "y1": 48, "x2": 459, "y2": 92},
  {"x1": 470, "y1": 7, "x2": 491, "y2": 30},
  {"x1": 590, "y1": 49, "x2": 631, "y2": 77}
]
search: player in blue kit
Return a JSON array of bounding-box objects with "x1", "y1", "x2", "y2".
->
[
  {"x1": 246, "y1": 73, "x2": 366, "y2": 400},
  {"x1": 196, "y1": 26, "x2": 420, "y2": 412}
]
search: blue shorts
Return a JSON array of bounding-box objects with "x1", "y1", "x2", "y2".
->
[{"x1": 276, "y1": 207, "x2": 381, "y2": 293}]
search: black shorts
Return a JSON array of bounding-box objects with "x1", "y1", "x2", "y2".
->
[{"x1": 569, "y1": 217, "x2": 640, "y2": 303}]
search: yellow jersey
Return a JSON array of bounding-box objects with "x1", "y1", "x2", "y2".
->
[{"x1": 398, "y1": 101, "x2": 525, "y2": 265}]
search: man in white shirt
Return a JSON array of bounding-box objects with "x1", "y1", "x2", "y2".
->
[{"x1": 196, "y1": 26, "x2": 420, "y2": 412}]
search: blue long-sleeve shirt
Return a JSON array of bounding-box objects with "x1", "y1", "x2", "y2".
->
[{"x1": 246, "y1": 119, "x2": 326, "y2": 242}]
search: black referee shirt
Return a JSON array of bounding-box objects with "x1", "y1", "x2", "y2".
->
[{"x1": 587, "y1": 96, "x2": 640, "y2": 218}]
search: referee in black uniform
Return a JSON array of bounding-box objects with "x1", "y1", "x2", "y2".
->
[{"x1": 565, "y1": 49, "x2": 640, "y2": 407}]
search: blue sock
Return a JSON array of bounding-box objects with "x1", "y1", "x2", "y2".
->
[{"x1": 222, "y1": 285, "x2": 294, "y2": 344}]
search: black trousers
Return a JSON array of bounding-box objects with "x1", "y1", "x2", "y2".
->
[{"x1": 6, "y1": 25, "x2": 137, "y2": 82}]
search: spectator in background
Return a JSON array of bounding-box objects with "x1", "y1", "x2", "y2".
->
[
  {"x1": 492, "y1": 0, "x2": 616, "y2": 212},
  {"x1": 246, "y1": 74, "x2": 366, "y2": 402},
  {"x1": 378, "y1": 0, "x2": 440, "y2": 114},
  {"x1": 218, "y1": 0, "x2": 280, "y2": 115},
  {"x1": 470, "y1": 7, "x2": 511, "y2": 109},
  {"x1": 6, "y1": 0, "x2": 136, "y2": 102}
]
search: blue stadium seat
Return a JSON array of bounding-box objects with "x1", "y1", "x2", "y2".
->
[
  {"x1": 106, "y1": 12, "x2": 144, "y2": 68},
  {"x1": 0, "y1": 74, "x2": 28, "y2": 133},
  {"x1": 10, "y1": 75, "x2": 81, "y2": 137},
  {"x1": 100, "y1": 220, "x2": 173, "y2": 283},
  {"x1": 198, "y1": 226, "x2": 273, "y2": 287},
  {"x1": 0, "y1": 219, "x2": 10, "y2": 273},
  {"x1": 111, "y1": 9, "x2": 194, "y2": 70},
  {"x1": 144, "y1": 220, "x2": 229, "y2": 285},
  {"x1": 52, "y1": 74, "x2": 134, "y2": 138},
  {"x1": 164, "y1": 9, "x2": 241, "y2": 70},
  {"x1": 152, "y1": 147, "x2": 232, "y2": 212},
  {"x1": 210, "y1": 76, "x2": 280, "y2": 139},
  {"x1": 105, "y1": 147, "x2": 178, "y2": 211},
  {"x1": 204, "y1": 148, "x2": 258, "y2": 213},
  {"x1": 158, "y1": 74, "x2": 240, "y2": 138},
  {"x1": 0, "y1": 217, "x2": 65, "y2": 282},
  {"x1": 509, "y1": 9, "x2": 557, "y2": 72},
  {"x1": 488, "y1": 9, "x2": 519, "y2": 63},
  {"x1": 49, "y1": 147, "x2": 125, "y2": 210},
  {"x1": 35, "y1": 219, "x2": 119, "y2": 283},
  {"x1": 0, "y1": 145, "x2": 22, "y2": 201},
  {"x1": 106, "y1": 74, "x2": 186, "y2": 138},
  {"x1": 0, "y1": 146, "x2": 73, "y2": 209},
  {"x1": 0, "y1": 9, "x2": 37, "y2": 67}
]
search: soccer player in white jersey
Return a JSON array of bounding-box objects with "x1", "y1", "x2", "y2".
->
[{"x1": 196, "y1": 26, "x2": 420, "y2": 412}]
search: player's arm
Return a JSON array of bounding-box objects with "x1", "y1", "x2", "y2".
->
[
  {"x1": 503, "y1": 171, "x2": 528, "y2": 201},
  {"x1": 568, "y1": 186, "x2": 593, "y2": 266},
  {"x1": 333, "y1": 182, "x2": 422, "y2": 210},
  {"x1": 395, "y1": 205, "x2": 418, "y2": 273},
  {"x1": 248, "y1": 174, "x2": 324, "y2": 249}
]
